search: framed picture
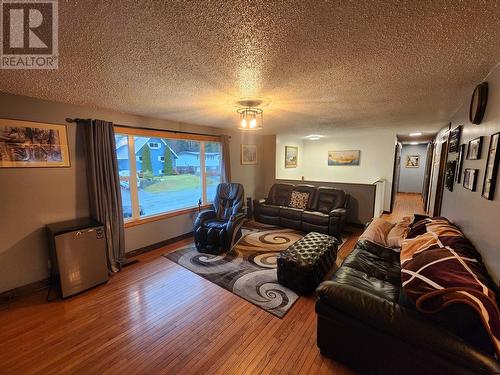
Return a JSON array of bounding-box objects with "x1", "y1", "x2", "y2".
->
[
  {"x1": 240, "y1": 144, "x2": 257, "y2": 165},
  {"x1": 445, "y1": 160, "x2": 456, "y2": 191},
  {"x1": 455, "y1": 144, "x2": 465, "y2": 183},
  {"x1": 466, "y1": 136, "x2": 483, "y2": 160},
  {"x1": 482, "y1": 132, "x2": 500, "y2": 200},
  {"x1": 0, "y1": 118, "x2": 70, "y2": 168},
  {"x1": 448, "y1": 126, "x2": 462, "y2": 153},
  {"x1": 285, "y1": 146, "x2": 298, "y2": 168},
  {"x1": 405, "y1": 154, "x2": 420, "y2": 168},
  {"x1": 463, "y1": 168, "x2": 479, "y2": 191},
  {"x1": 328, "y1": 150, "x2": 360, "y2": 166}
]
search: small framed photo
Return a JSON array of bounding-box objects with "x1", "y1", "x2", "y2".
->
[
  {"x1": 482, "y1": 132, "x2": 500, "y2": 200},
  {"x1": 448, "y1": 126, "x2": 462, "y2": 153},
  {"x1": 463, "y1": 168, "x2": 479, "y2": 191},
  {"x1": 466, "y1": 136, "x2": 483, "y2": 160},
  {"x1": 285, "y1": 146, "x2": 298, "y2": 168},
  {"x1": 405, "y1": 155, "x2": 420, "y2": 168},
  {"x1": 240, "y1": 144, "x2": 257, "y2": 165},
  {"x1": 455, "y1": 144, "x2": 465, "y2": 183}
]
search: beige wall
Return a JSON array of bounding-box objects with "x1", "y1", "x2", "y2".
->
[
  {"x1": 275, "y1": 130, "x2": 397, "y2": 211},
  {"x1": 430, "y1": 65, "x2": 500, "y2": 285},
  {"x1": 0, "y1": 92, "x2": 275, "y2": 293}
]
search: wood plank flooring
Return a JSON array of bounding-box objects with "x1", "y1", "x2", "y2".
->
[{"x1": 0, "y1": 194, "x2": 424, "y2": 375}]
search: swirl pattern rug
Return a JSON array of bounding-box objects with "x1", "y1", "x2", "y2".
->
[{"x1": 164, "y1": 222, "x2": 349, "y2": 318}]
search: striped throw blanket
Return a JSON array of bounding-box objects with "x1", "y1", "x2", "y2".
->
[{"x1": 401, "y1": 217, "x2": 500, "y2": 357}]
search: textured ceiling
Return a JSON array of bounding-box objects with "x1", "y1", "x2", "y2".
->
[{"x1": 1, "y1": 0, "x2": 500, "y2": 135}]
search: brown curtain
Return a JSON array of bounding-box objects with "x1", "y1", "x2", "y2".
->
[
  {"x1": 221, "y1": 135, "x2": 231, "y2": 182},
  {"x1": 79, "y1": 119, "x2": 125, "y2": 272}
]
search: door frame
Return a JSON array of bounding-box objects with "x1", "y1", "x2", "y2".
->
[{"x1": 433, "y1": 140, "x2": 448, "y2": 216}]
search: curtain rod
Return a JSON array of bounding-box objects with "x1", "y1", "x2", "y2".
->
[{"x1": 65, "y1": 118, "x2": 229, "y2": 139}]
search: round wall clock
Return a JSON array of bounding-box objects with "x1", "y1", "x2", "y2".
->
[{"x1": 469, "y1": 82, "x2": 488, "y2": 124}]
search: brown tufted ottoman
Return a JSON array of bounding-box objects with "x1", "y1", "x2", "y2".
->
[{"x1": 277, "y1": 232, "x2": 339, "y2": 295}]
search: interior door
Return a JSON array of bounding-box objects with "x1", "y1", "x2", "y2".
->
[
  {"x1": 422, "y1": 142, "x2": 434, "y2": 208},
  {"x1": 433, "y1": 140, "x2": 448, "y2": 216},
  {"x1": 390, "y1": 143, "x2": 402, "y2": 212}
]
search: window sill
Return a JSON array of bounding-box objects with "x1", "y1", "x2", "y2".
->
[{"x1": 124, "y1": 204, "x2": 212, "y2": 228}]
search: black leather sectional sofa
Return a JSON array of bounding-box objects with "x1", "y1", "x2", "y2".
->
[
  {"x1": 316, "y1": 239, "x2": 500, "y2": 375},
  {"x1": 253, "y1": 183, "x2": 349, "y2": 237}
]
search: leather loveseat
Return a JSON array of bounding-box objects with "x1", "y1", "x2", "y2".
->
[
  {"x1": 253, "y1": 183, "x2": 349, "y2": 237},
  {"x1": 315, "y1": 239, "x2": 500, "y2": 375}
]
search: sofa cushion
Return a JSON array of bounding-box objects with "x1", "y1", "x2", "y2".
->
[
  {"x1": 341, "y1": 248, "x2": 401, "y2": 284},
  {"x1": 386, "y1": 217, "x2": 411, "y2": 248},
  {"x1": 265, "y1": 183, "x2": 294, "y2": 206},
  {"x1": 359, "y1": 218, "x2": 395, "y2": 247},
  {"x1": 279, "y1": 206, "x2": 303, "y2": 220},
  {"x1": 302, "y1": 210, "x2": 329, "y2": 226},
  {"x1": 289, "y1": 191, "x2": 310, "y2": 209},
  {"x1": 313, "y1": 187, "x2": 346, "y2": 213},
  {"x1": 258, "y1": 203, "x2": 280, "y2": 217}
]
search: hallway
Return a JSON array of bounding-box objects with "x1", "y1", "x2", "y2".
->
[{"x1": 382, "y1": 193, "x2": 426, "y2": 222}]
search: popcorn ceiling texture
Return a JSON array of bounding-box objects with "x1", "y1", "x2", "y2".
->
[{"x1": 1, "y1": 0, "x2": 500, "y2": 135}]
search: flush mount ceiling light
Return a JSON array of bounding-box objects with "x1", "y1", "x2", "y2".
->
[
  {"x1": 236, "y1": 99, "x2": 264, "y2": 131},
  {"x1": 410, "y1": 142, "x2": 420, "y2": 145},
  {"x1": 306, "y1": 134, "x2": 323, "y2": 140},
  {"x1": 409, "y1": 132, "x2": 422, "y2": 137}
]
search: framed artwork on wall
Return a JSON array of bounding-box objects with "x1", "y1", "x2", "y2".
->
[
  {"x1": 482, "y1": 132, "x2": 500, "y2": 200},
  {"x1": 466, "y1": 136, "x2": 483, "y2": 160},
  {"x1": 0, "y1": 118, "x2": 70, "y2": 168},
  {"x1": 285, "y1": 146, "x2": 298, "y2": 168},
  {"x1": 448, "y1": 126, "x2": 462, "y2": 153},
  {"x1": 240, "y1": 144, "x2": 257, "y2": 165},
  {"x1": 455, "y1": 144, "x2": 465, "y2": 183},
  {"x1": 327, "y1": 150, "x2": 360, "y2": 166},
  {"x1": 463, "y1": 168, "x2": 479, "y2": 191},
  {"x1": 405, "y1": 154, "x2": 420, "y2": 168},
  {"x1": 445, "y1": 160, "x2": 456, "y2": 192}
]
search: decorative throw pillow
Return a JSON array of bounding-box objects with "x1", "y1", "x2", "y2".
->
[
  {"x1": 359, "y1": 218, "x2": 395, "y2": 247},
  {"x1": 289, "y1": 191, "x2": 309, "y2": 209},
  {"x1": 386, "y1": 216, "x2": 411, "y2": 248}
]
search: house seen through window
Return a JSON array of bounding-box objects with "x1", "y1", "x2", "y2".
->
[{"x1": 115, "y1": 129, "x2": 222, "y2": 221}]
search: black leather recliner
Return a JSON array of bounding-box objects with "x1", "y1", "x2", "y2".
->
[{"x1": 194, "y1": 183, "x2": 246, "y2": 254}]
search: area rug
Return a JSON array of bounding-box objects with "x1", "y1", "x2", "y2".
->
[{"x1": 164, "y1": 222, "x2": 349, "y2": 318}]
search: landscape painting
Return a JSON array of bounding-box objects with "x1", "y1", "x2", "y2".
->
[
  {"x1": 328, "y1": 150, "x2": 360, "y2": 166},
  {"x1": 0, "y1": 119, "x2": 70, "y2": 168}
]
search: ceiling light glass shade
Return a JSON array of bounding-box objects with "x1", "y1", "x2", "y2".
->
[
  {"x1": 237, "y1": 107, "x2": 263, "y2": 130},
  {"x1": 409, "y1": 132, "x2": 422, "y2": 136}
]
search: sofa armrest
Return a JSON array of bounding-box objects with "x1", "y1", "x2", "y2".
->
[
  {"x1": 229, "y1": 212, "x2": 246, "y2": 223},
  {"x1": 316, "y1": 281, "x2": 500, "y2": 373},
  {"x1": 329, "y1": 207, "x2": 347, "y2": 217},
  {"x1": 254, "y1": 198, "x2": 266, "y2": 206}
]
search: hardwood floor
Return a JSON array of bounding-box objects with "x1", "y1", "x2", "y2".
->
[
  {"x1": 0, "y1": 194, "x2": 424, "y2": 375},
  {"x1": 382, "y1": 193, "x2": 426, "y2": 222}
]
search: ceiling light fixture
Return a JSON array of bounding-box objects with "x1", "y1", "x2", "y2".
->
[
  {"x1": 409, "y1": 132, "x2": 422, "y2": 137},
  {"x1": 306, "y1": 134, "x2": 322, "y2": 140},
  {"x1": 410, "y1": 142, "x2": 419, "y2": 145},
  {"x1": 236, "y1": 99, "x2": 264, "y2": 131}
]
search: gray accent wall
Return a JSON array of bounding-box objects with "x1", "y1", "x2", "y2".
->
[
  {"x1": 438, "y1": 65, "x2": 500, "y2": 284},
  {"x1": 274, "y1": 179, "x2": 376, "y2": 225},
  {"x1": 398, "y1": 144, "x2": 428, "y2": 193},
  {"x1": 0, "y1": 92, "x2": 275, "y2": 293}
]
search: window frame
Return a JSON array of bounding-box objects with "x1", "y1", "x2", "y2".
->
[{"x1": 114, "y1": 126, "x2": 223, "y2": 227}]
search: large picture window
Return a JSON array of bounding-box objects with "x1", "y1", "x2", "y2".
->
[{"x1": 114, "y1": 127, "x2": 222, "y2": 224}]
